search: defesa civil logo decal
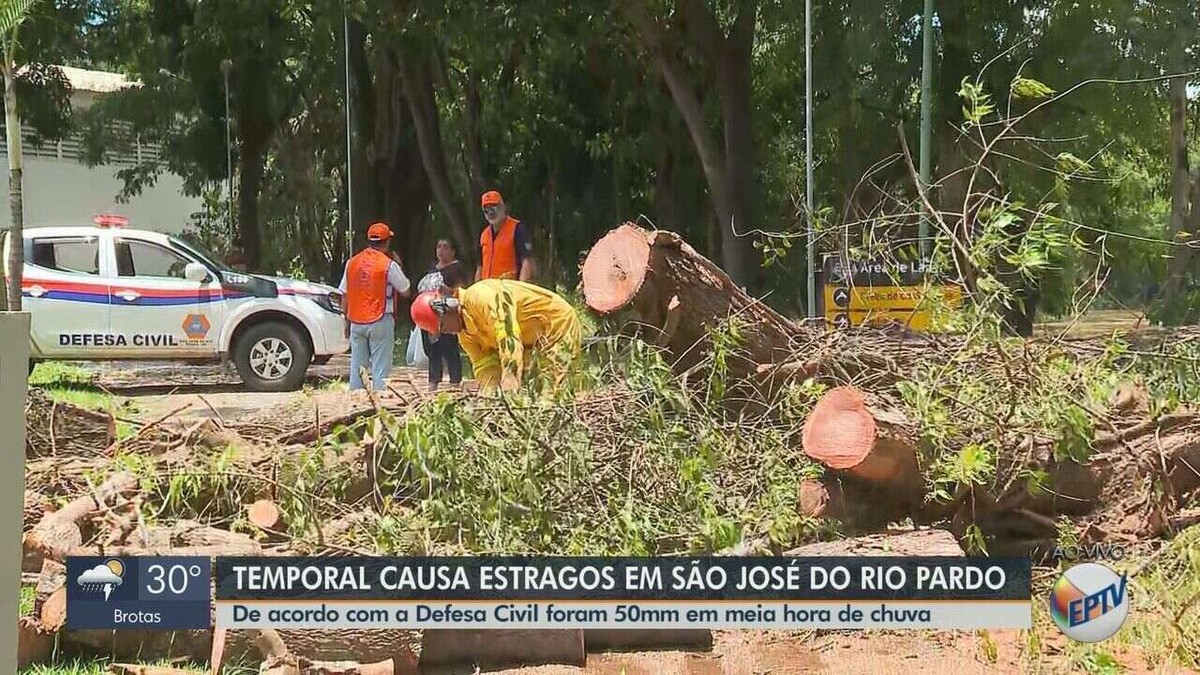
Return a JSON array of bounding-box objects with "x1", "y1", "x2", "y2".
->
[
  {"x1": 182, "y1": 313, "x2": 211, "y2": 340},
  {"x1": 1049, "y1": 562, "x2": 1130, "y2": 642}
]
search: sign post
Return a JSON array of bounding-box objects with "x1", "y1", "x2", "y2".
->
[{"x1": 0, "y1": 312, "x2": 29, "y2": 670}]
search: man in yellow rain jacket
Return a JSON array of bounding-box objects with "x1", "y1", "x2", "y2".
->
[{"x1": 410, "y1": 279, "x2": 582, "y2": 390}]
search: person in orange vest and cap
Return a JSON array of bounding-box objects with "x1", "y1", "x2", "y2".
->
[
  {"x1": 338, "y1": 222, "x2": 411, "y2": 391},
  {"x1": 476, "y1": 190, "x2": 535, "y2": 282}
]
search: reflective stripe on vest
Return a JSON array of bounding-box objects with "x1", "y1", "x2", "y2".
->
[
  {"x1": 345, "y1": 248, "x2": 392, "y2": 324},
  {"x1": 480, "y1": 217, "x2": 520, "y2": 280}
]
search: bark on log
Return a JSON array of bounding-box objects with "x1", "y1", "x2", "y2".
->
[
  {"x1": 584, "y1": 628, "x2": 712, "y2": 652},
  {"x1": 797, "y1": 478, "x2": 918, "y2": 532},
  {"x1": 24, "y1": 490, "x2": 50, "y2": 531},
  {"x1": 40, "y1": 587, "x2": 66, "y2": 631},
  {"x1": 419, "y1": 629, "x2": 585, "y2": 668},
  {"x1": 801, "y1": 387, "x2": 924, "y2": 512},
  {"x1": 253, "y1": 628, "x2": 399, "y2": 675},
  {"x1": 223, "y1": 628, "x2": 421, "y2": 671},
  {"x1": 25, "y1": 388, "x2": 116, "y2": 458},
  {"x1": 580, "y1": 223, "x2": 803, "y2": 403},
  {"x1": 785, "y1": 528, "x2": 964, "y2": 557},
  {"x1": 62, "y1": 627, "x2": 421, "y2": 671},
  {"x1": 18, "y1": 617, "x2": 54, "y2": 669},
  {"x1": 23, "y1": 472, "x2": 138, "y2": 562}
]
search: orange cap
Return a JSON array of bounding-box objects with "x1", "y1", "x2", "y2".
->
[
  {"x1": 481, "y1": 190, "x2": 503, "y2": 208},
  {"x1": 367, "y1": 222, "x2": 393, "y2": 241}
]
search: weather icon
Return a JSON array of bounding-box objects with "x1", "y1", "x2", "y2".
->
[{"x1": 76, "y1": 559, "x2": 124, "y2": 601}]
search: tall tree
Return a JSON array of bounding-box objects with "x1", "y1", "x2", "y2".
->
[
  {"x1": 0, "y1": 0, "x2": 40, "y2": 311},
  {"x1": 618, "y1": 0, "x2": 761, "y2": 287}
]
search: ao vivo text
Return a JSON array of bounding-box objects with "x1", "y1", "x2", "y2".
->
[{"x1": 1052, "y1": 542, "x2": 1128, "y2": 561}]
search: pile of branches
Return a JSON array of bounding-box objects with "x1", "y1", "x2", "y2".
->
[
  {"x1": 579, "y1": 223, "x2": 1200, "y2": 558},
  {"x1": 20, "y1": 390, "x2": 426, "y2": 672}
]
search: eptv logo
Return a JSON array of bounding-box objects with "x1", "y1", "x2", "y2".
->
[{"x1": 1048, "y1": 563, "x2": 1130, "y2": 642}]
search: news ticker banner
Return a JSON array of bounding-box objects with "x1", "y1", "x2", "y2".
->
[{"x1": 66, "y1": 556, "x2": 1033, "y2": 631}]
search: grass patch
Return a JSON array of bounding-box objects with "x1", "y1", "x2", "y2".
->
[
  {"x1": 1109, "y1": 526, "x2": 1200, "y2": 669},
  {"x1": 29, "y1": 362, "x2": 139, "y2": 437},
  {"x1": 21, "y1": 660, "x2": 220, "y2": 675},
  {"x1": 20, "y1": 585, "x2": 34, "y2": 617},
  {"x1": 28, "y1": 362, "x2": 93, "y2": 388}
]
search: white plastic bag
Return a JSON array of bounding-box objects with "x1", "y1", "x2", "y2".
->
[
  {"x1": 417, "y1": 270, "x2": 444, "y2": 294},
  {"x1": 406, "y1": 326, "x2": 428, "y2": 367}
]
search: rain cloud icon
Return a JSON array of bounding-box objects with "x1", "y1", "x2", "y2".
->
[{"x1": 76, "y1": 559, "x2": 124, "y2": 601}]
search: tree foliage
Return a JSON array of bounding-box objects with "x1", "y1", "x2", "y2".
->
[{"x1": 5, "y1": 0, "x2": 1195, "y2": 322}]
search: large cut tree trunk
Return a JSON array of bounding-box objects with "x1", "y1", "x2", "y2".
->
[{"x1": 581, "y1": 223, "x2": 800, "y2": 409}]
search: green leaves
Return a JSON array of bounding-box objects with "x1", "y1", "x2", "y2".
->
[
  {"x1": 1010, "y1": 75, "x2": 1055, "y2": 100},
  {"x1": 958, "y1": 77, "x2": 996, "y2": 126},
  {"x1": 0, "y1": 0, "x2": 38, "y2": 38},
  {"x1": 1055, "y1": 152, "x2": 1094, "y2": 176}
]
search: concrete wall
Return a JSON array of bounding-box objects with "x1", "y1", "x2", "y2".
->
[
  {"x1": 0, "y1": 154, "x2": 200, "y2": 235},
  {"x1": 0, "y1": 86, "x2": 205, "y2": 236}
]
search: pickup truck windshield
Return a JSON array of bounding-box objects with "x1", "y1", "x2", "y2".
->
[{"x1": 170, "y1": 237, "x2": 234, "y2": 274}]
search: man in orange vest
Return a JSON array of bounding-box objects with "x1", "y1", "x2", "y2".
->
[
  {"x1": 338, "y1": 222, "x2": 411, "y2": 391},
  {"x1": 476, "y1": 190, "x2": 535, "y2": 282}
]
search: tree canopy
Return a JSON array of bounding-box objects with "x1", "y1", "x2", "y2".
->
[{"x1": 7, "y1": 0, "x2": 1198, "y2": 323}]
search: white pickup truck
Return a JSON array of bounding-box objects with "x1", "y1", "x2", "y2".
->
[{"x1": 2, "y1": 220, "x2": 349, "y2": 391}]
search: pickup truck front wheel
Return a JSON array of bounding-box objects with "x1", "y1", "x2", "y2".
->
[{"x1": 234, "y1": 322, "x2": 312, "y2": 392}]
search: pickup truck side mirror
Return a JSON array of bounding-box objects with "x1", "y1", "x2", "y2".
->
[{"x1": 184, "y1": 262, "x2": 210, "y2": 283}]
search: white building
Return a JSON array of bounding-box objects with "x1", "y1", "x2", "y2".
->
[{"x1": 0, "y1": 65, "x2": 202, "y2": 235}]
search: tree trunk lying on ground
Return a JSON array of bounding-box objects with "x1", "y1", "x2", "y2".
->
[
  {"x1": 580, "y1": 223, "x2": 1200, "y2": 557},
  {"x1": 24, "y1": 389, "x2": 116, "y2": 458},
  {"x1": 581, "y1": 222, "x2": 805, "y2": 410},
  {"x1": 785, "y1": 528, "x2": 965, "y2": 557}
]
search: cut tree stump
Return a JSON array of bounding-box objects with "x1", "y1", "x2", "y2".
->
[
  {"x1": 581, "y1": 223, "x2": 804, "y2": 407},
  {"x1": 801, "y1": 386, "x2": 924, "y2": 512},
  {"x1": 786, "y1": 529, "x2": 965, "y2": 557},
  {"x1": 247, "y1": 499, "x2": 282, "y2": 531}
]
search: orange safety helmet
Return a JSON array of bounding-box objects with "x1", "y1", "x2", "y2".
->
[{"x1": 411, "y1": 291, "x2": 447, "y2": 333}]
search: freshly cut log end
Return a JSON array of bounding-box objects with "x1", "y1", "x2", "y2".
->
[
  {"x1": 40, "y1": 587, "x2": 67, "y2": 631},
  {"x1": 581, "y1": 223, "x2": 651, "y2": 314},
  {"x1": 247, "y1": 499, "x2": 282, "y2": 530},
  {"x1": 802, "y1": 387, "x2": 878, "y2": 471}
]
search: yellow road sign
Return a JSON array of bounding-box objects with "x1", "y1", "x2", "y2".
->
[
  {"x1": 823, "y1": 283, "x2": 962, "y2": 332},
  {"x1": 824, "y1": 284, "x2": 962, "y2": 312}
]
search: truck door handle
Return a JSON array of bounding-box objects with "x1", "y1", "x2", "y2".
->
[
  {"x1": 26, "y1": 285, "x2": 45, "y2": 298},
  {"x1": 116, "y1": 289, "x2": 141, "y2": 302}
]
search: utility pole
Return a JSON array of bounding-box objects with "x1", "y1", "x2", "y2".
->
[
  {"x1": 343, "y1": 10, "x2": 355, "y2": 256},
  {"x1": 805, "y1": 0, "x2": 816, "y2": 318},
  {"x1": 918, "y1": 0, "x2": 935, "y2": 259},
  {"x1": 220, "y1": 59, "x2": 234, "y2": 242}
]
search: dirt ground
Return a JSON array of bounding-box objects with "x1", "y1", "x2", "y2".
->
[
  {"x1": 83, "y1": 355, "x2": 430, "y2": 426},
  {"x1": 421, "y1": 628, "x2": 1183, "y2": 675}
]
